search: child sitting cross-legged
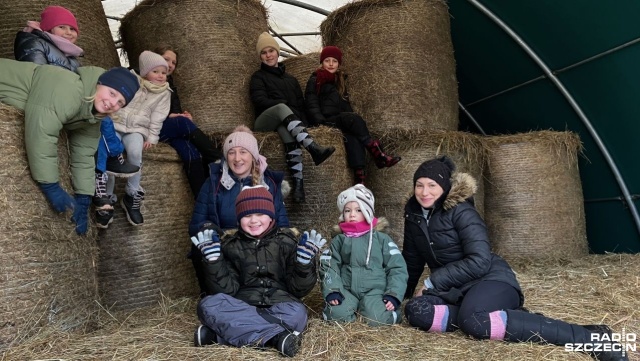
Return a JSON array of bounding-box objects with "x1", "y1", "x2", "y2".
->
[{"x1": 191, "y1": 185, "x2": 327, "y2": 357}]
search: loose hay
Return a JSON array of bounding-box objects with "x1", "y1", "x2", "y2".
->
[
  {"x1": 96, "y1": 143, "x2": 198, "y2": 311},
  {"x1": 0, "y1": 0, "x2": 120, "y2": 69},
  {"x1": 320, "y1": 0, "x2": 459, "y2": 133},
  {"x1": 483, "y1": 131, "x2": 588, "y2": 261},
  {"x1": 0, "y1": 104, "x2": 99, "y2": 349},
  {"x1": 282, "y1": 52, "x2": 321, "y2": 90},
  {"x1": 119, "y1": 0, "x2": 268, "y2": 133},
  {"x1": 367, "y1": 129, "x2": 485, "y2": 245},
  {"x1": 2, "y1": 254, "x2": 638, "y2": 360}
]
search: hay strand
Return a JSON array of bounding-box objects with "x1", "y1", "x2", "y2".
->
[{"x1": 282, "y1": 52, "x2": 321, "y2": 91}]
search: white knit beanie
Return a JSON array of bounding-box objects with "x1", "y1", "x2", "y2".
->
[
  {"x1": 337, "y1": 184, "x2": 375, "y2": 224},
  {"x1": 139, "y1": 50, "x2": 168, "y2": 77}
]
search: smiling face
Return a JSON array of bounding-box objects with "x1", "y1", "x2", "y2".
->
[
  {"x1": 49, "y1": 24, "x2": 78, "y2": 44},
  {"x1": 240, "y1": 213, "x2": 273, "y2": 236},
  {"x1": 226, "y1": 146, "x2": 254, "y2": 178},
  {"x1": 161, "y1": 50, "x2": 177, "y2": 75},
  {"x1": 144, "y1": 65, "x2": 167, "y2": 85},
  {"x1": 260, "y1": 47, "x2": 279, "y2": 67},
  {"x1": 93, "y1": 85, "x2": 126, "y2": 114},
  {"x1": 414, "y1": 177, "x2": 444, "y2": 209},
  {"x1": 343, "y1": 201, "x2": 365, "y2": 223},
  {"x1": 322, "y1": 57, "x2": 340, "y2": 73}
]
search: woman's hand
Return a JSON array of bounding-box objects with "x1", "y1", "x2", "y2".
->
[
  {"x1": 168, "y1": 113, "x2": 181, "y2": 118},
  {"x1": 183, "y1": 111, "x2": 193, "y2": 120},
  {"x1": 143, "y1": 141, "x2": 153, "y2": 150}
]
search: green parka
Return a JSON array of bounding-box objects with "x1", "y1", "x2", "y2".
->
[
  {"x1": 0, "y1": 59, "x2": 105, "y2": 195},
  {"x1": 320, "y1": 218, "x2": 408, "y2": 302}
]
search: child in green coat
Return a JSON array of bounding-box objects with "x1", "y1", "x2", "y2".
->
[{"x1": 320, "y1": 184, "x2": 408, "y2": 326}]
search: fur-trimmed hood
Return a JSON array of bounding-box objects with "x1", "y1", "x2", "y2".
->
[{"x1": 442, "y1": 173, "x2": 478, "y2": 211}]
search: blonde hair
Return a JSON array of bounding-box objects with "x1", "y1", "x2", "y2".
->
[{"x1": 251, "y1": 158, "x2": 261, "y2": 186}]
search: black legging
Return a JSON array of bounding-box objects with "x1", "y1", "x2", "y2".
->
[{"x1": 323, "y1": 112, "x2": 370, "y2": 169}]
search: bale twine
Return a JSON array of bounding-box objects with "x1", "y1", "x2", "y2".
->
[
  {"x1": 0, "y1": 104, "x2": 99, "y2": 348},
  {"x1": 119, "y1": 0, "x2": 268, "y2": 133},
  {"x1": 282, "y1": 52, "x2": 320, "y2": 90},
  {"x1": 0, "y1": 0, "x2": 120, "y2": 69},
  {"x1": 96, "y1": 143, "x2": 198, "y2": 311},
  {"x1": 320, "y1": 0, "x2": 458, "y2": 133},
  {"x1": 483, "y1": 131, "x2": 588, "y2": 261},
  {"x1": 366, "y1": 130, "x2": 484, "y2": 246}
]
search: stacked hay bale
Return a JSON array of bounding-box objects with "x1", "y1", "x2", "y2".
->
[
  {"x1": 256, "y1": 128, "x2": 352, "y2": 238},
  {"x1": 367, "y1": 130, "x2": 484, "y2": 244},
  {"x1": 320, "y1": 0, "x2": 458, "y2": 133},
  {"x1": 483, "y1": 131, "x2": 588, "y2": 261},
  {"x1": 282, "y1": 52, "x2": 320, "y2": 90},
  {"x1": 0, "y1": 105, "x2": 99, "y2": 347},
  {"x1": 96, "y1": 144, "x2": 198, "y2": 311},
  {"x1": 0, "y1": 0, "x2": 119, "y2": 68},
  {"x1": 119, "y1": 0, "x2": 268, "y2": 133}
]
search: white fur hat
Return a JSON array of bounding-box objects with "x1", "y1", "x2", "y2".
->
[{"x1": 337, "y1": 184, "x2": 375, "y2": 224}]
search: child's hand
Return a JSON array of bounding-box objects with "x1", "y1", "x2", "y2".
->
[
  {"x1": 383, "y1": 296, "x2": 400, "y2": 311},
  {"x1": 183, "y1": 111, "x2": 193, "y2": 120},
  {"x1": 143, "y1": 141, "x2": 153, "y2": 150},
  {"x1": 329, "y1": 300, "x2": 340, "y2": 306},
  {"x1": 168, "y1": 113, "x2": 181, "y2": 118},
  {"x1": 384, "y1": 299, "x2": 395, "y2": 311},
  {"x1": 296, "y1": 229, "x2": 327, "y2": 265},
  {"x1": 191, "y1": 229, "x2": 221, "y2": 263}
]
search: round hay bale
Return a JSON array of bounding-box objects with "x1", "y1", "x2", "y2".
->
[
  {"x1": 119, "y1": 0, "x2": 268, "y2": 133},
  {"x1": 0, "y1": 104, "x2": 99, "y2": 348},
  {"x1": 366, "y1": 130, "x2": 485, "y2": 246},
  {"x1": 96, "y1": 143, "x2": 198, "y2": 311},
  {"x1": 282, "y1": 52, "x2": 320, "y2": 90},
  {"x1": 255, "y1": 127, "x2": 352, "y2": 239},
  {"x1": 483, "y1": 131, "x2": 588, "y2": 261},
  {"x1": 320, "y1": 0, "x2": 458, "y2": 133},
  {"x1": 0, "y1": 0, "x2": 119, "y2": 68}
]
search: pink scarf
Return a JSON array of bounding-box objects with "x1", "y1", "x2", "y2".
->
[
  {"x1": 339, "y1": 218, "x2": 378, "y2": 238},
  {"x1": 24, "y1": 20, "x2": 84, "y2": 58}
]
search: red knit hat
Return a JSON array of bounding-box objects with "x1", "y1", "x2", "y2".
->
[
  {"x1": 40, "y1": 6, "x2": 79, "y2": 35},
  {"x1": 235, "y1": 186, "x2": 275, "y2": 222},
  {"x1": 320, "y1": 46, "x2": 343, "y2": 64}
]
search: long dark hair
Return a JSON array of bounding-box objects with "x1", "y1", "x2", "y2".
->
[{"x1": 152, "y1": 44, "x2": 179, "y2": 69}]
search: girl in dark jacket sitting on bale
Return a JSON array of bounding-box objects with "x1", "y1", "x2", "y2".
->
[
  {"x1": 250, "y1": 32, "x2": 335, "y2": 203},
  {"x1": 191, "y1": 185, "x2": 326, "y2": 357},
  {"x1": 402, "y1": 156, "x2": 627, "y2": 361},
  {"x1": 305, "y1": 46, "x2": 401, "y2": 185}
]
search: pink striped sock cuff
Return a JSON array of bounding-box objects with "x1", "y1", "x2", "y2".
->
[
  {"x1": 427, "y1": 305, "x2": 450, "y2": 333},
  {"x1": 489, "y1": 310, "x2": 507, "y2": 340}
]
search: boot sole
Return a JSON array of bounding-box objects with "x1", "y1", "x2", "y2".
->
[
  {"x1": 106, "y1": 170, "x2": 138, "y2": 178},
  {"x1": 120, "y1": 199, "x2": 143, "y2": 226},
  {"x1": 96, "y1": 217, "x2": 113, "y2": 229}
]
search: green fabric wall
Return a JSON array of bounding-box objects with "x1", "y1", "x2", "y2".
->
[{"x1": 450, "y1": 0, "x2": 640, "y2": 252}]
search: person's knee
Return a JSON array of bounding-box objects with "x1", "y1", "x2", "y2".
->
[{"x1": 323, "y1": 304, "x2": 357, "y2": 323}]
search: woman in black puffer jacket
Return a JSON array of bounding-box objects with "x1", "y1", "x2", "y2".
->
[{"x1": 403, "y1": 156, "x2": 626, "y2": 361}]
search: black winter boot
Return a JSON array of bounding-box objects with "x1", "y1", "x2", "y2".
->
[
  {"x1": 365, "y1": 139, "x2": 401, "y2": 169},
  {"x1": 354, "y1": 168, "x2": 366, "y2": 185},
  {"x1": 284, "y1": 142, "x2": 304, "y2": 203},
  {"x1": 266, "y1": 331, "x2": 301, "y2": 357},
  {"x1": 193, "y1": 324, "x2": 218, "y2": 347},
  {"x1": 185, "y1": 159, "x2": 206, "y2": 197},
  {"x1": 106, "y1": 153, "x2": 140, "y2": 178},
  {"x1": 93, "y1": 172, "x2": 112, "y2": 211},
  {"x1": 121, "y1": 189, "x2": 145, "y2": 226},
  {"x1": 188, "y1": 128, "x2": 222, "y2": 168},
  {"x1": 284, "y1": 114, "x2": 335, "y2": 166},
  {"x1": 582, "y1": 325, "x2": 629, "y2": 361}
]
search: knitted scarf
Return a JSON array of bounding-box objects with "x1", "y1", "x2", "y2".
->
[
  {"x1": 24, "y1": 20, "x2": 83, "y2": 58},
  {"x1": 315, "y1": 68, "x2": 335, "y2": 94},
  {"x1": 140, "y1": 75, "x2": 170, "y2": 94}
]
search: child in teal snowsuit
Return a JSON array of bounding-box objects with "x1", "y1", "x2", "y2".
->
[{"x1": 320, "y1": 184, "x2": 408, "y2": 326}]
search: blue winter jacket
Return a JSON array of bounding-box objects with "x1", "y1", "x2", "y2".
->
[{"x1": 189, "y1": 162, "x2": 289, "y2": 235}]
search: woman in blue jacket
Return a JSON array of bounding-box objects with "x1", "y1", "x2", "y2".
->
[{"x1": 189, "y1": 125, "x2": 289, "y2": 294}]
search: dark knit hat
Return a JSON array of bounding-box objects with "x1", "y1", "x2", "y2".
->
[
  {"x1": 235, "y1": 185, "x2": 275, "y2": 221},
  {"x1": 97, "y1": 67, "x2": 139, "y2": 106},
  {"x1": 320, "y1": 46, "x2": 343, "y2": 64},
  {"x1": 40, "y1": 6, "x2": 79, "y2": 35},
  {"x1": 413, "y1": 156, "x2": 456, "y2": 193}
]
